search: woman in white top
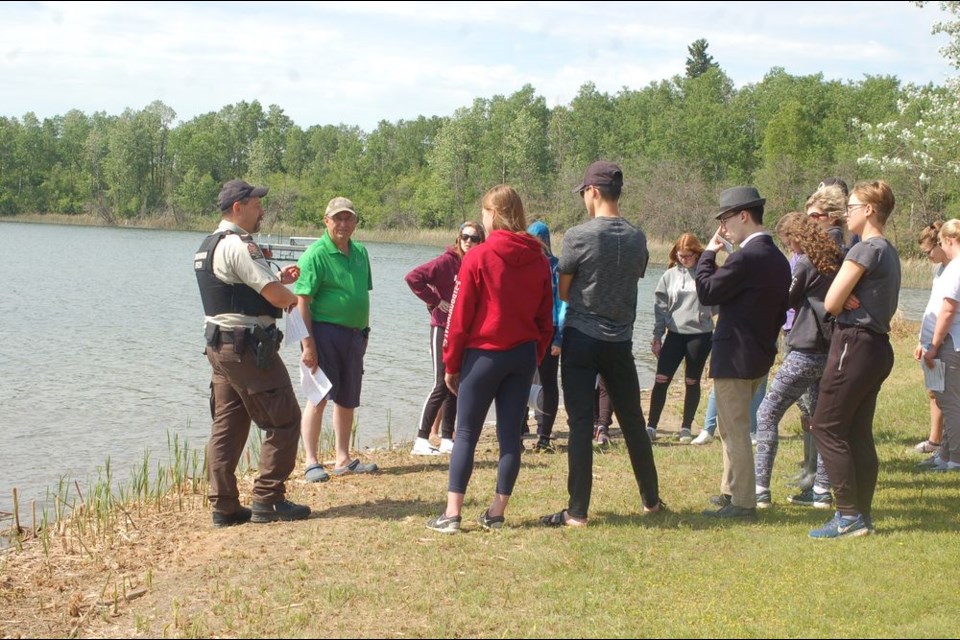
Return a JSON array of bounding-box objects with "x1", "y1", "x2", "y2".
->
[{"x1": 916, "y1": 218, "x2": 960, "y2": 472}]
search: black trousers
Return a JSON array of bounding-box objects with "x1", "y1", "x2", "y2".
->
[
  {"x1": 561, "y1": 328, "x2": 660, "y2": 519},
  {"x1": 812, "y1": 325, "x2": 894, "y2": 517}
]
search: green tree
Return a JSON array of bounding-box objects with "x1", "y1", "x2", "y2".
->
[{"x1": 685, "y1": 38, "x2": 718, "y2": 79}]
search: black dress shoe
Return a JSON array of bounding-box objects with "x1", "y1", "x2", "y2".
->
[
  {"x1": 212, "y1": 506, "x2": 252, "y2": 528},
  {"x1": 709, "y1": 494, "x2": 732, "y2": 507}
]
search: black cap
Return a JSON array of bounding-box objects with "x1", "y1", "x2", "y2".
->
[
  {"x1": 572, "y1": 161, "x2": 623, "y2": 193},
  {"x1": 217, "y1": 179, "x2": 268, "y2": 211}
]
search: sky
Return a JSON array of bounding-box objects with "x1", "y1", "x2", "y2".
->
[{"x1": 3, "y1": 1, "x2": 956, "y2": 131}]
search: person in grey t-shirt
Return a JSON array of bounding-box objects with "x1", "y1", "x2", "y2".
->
[
  {"x1": 809, "y1": 180, "x2": 900, "y2": 539},
  {"x1": 540, "y1": 161, "x2": 662, "y2": 528}
]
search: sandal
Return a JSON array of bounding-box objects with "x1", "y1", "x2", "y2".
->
[{"x1": 539, "y1": 509, "x2": 586, "y2": 527}]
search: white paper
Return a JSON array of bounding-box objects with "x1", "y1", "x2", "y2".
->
[
  {"x1": 300, "y1": 362, "x2": 333, "y2": 405},
  {"x1": 923, "y1": 359, "x2": 946, "y2": 393},
  {"x1": 284, "y1": 310, "x2": 309, "y2": 347}
]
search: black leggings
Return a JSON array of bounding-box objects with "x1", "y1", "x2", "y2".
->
[
  {"x1": 448, "y1": 343, "x2": 537, "y2": 496},
  {"x1": 417, "y1": 326, "x2": 456, "y2": 439},
  {"x1": 647, "y1": 331, "x2": 712, "y2": 430}
]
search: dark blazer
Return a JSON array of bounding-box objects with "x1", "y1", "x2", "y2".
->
[{"x1": 695, "y1": 234, "x2": 791, "y2": 379}]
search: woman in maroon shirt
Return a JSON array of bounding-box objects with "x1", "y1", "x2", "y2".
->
[{"x1": 405, "y1": 222, "x2": 485, "y2": 455}]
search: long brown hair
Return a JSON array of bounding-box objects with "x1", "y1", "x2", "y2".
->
[
  {"x1": 776, "y1": 212, "x2": 841, "y2": 276},
  {"x1": 668, "y1": 233, "x2": 704, "y2": 268},
  {"x1": 482, "y1": 185, "x2": 527, "y2": 233},
  {"x1": 454, "y1": 220, "x2": 486, "y2": 257}
]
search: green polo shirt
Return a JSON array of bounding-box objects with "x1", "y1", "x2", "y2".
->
[{"x1": 294, "y1": 233, "x2": 372, "y2": 329}]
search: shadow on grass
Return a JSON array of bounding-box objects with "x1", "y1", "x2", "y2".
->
[{"x1": 372, "y1": 457, "x2": 550, "y2": 477}]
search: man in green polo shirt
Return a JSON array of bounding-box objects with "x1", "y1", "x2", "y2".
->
[{"x1": 295, "y1": 197, "x2": 378, "y2": 482}]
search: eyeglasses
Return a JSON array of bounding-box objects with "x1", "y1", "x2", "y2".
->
[
  {"x1": 460, "y1": 233, "x2": 482, "y2": 243},
  {"x1": 808, "y1": 211, "x2": 828, "y2": 219},
  {"x1": 677, "y1": 252, "x2": 696, "y2": 260},
  {"x1": 718, "y1": 211, "x2": 740, "y2": 225}
]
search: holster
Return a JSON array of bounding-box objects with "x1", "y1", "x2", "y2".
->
[{"x1": 253, "y1": 325, "x2": 282, "y2": 369}]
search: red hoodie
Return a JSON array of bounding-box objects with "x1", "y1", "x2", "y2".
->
[{"x1": 443, "y1": 229, "x2": 553, "y2": 375}]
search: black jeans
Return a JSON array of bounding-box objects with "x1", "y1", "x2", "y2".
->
[{"x1": 561, "y1": 328, "x2": 660, "y2": 518}]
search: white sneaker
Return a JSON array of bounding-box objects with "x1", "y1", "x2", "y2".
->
[
  {"x1": 691, "y1": 431, "x2": 714, "y2": 445},
  {"x1": 915, "y1": 439, "x2": 941, "y2": 454},
  {"x1": 439, "y1": 438, "x2": 455, "y2": 454},
  {"x1": 411, "y1": 437, "x2": 441, "y2": 456}
]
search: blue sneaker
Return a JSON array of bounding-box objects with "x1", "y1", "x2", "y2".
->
[{"x1": 809, "y1": 511, "x2": 870, "y2": 539}]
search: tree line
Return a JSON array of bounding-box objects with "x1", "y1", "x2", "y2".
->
[{"x1": 1, "y1": 39, "x2": 958, "y2": 250}]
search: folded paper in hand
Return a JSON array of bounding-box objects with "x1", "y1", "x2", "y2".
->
[
  {"x1": 284, "y1": 310, "x2": 310, "y2": 347},
  {"x1": 923, "y1": 359, "x2": 945, "y2": 393},
  {"x1": 300, "y1": 362, "x2": 332, "y2": 405}
]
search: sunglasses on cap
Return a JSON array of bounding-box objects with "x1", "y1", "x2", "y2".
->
[{"x1": 460, "y1": 233, "x2": 482, "y2": 243}]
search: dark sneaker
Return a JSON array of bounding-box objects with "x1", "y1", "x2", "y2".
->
[
  {"x1": 809, "y1": 511, "x2": 870, "y2": 539},
  {"x1": 756, "y1": 490, "x2": 772, "y2": 509},
  {"x1": 709, "y1": 493, "x2": 732, "y2": 507},
  {"x1": 478, "y1": 510, "x2": 505, "y2": 530},
  {"x1": 425, "y1": 512, "x2": 461, "y2": 534},
  {"x1": 678, "y1": 428, "x2": 693, "y2": 444},
  {"x1": 787, "y1": 488, "x2": 833, "y2": 509},
  {"x1": 250, "y1": 499, "x2": 311, "y2": 523},
  {"x1": 533, "y1": 436, "x2": 555, "y2": 452},
  {"x1": 332, "y1": 458, "x2": 379, "y2": 476},
  {"x1": 212, "y1": 506, "x2": 251, "y2": 528},
  {"x1": 703, "y1": 503, "x2": 757, "y2": 519}
]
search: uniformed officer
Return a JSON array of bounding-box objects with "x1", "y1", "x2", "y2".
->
[{"x1": 194, "y1": 179, "x2": 310, "y2": 527}]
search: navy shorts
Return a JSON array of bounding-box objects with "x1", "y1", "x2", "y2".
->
[{"x1": 312, "y1": 322, "x2": 368, "y2": 409}]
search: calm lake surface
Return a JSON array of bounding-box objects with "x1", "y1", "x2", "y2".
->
[{"x1": 0, "y1": 221, "x2": 928, "y2": 520}]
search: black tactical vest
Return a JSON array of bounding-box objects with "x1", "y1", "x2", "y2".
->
[{"x1": 194, "y1": 231, "x2": 281, "y2": 319}]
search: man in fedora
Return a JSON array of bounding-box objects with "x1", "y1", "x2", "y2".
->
[{"x1": 695, "y1": 186, "x2": 791, "y2": 518}]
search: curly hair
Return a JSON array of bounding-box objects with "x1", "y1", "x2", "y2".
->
[
  {"x1": 776, "y1": 211, "x2": 842, "y2": 276},
  {"x1": 805, "y1": 185, "x2": 846, "y2": 227},
  {"x1": 668, "y1": 232, "x2": 705, "y2": 268}
]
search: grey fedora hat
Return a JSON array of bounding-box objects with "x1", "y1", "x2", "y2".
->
[{"x1": 716, "y1": 186, "x2": 765, "y2": 219}]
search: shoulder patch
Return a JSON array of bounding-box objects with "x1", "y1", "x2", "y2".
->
[{"x1": 247, "y1": 242, "x2": 265, "y2": 261}]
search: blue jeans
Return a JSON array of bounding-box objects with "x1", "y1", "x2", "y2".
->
[{"x1": 703, "y1": 378, "x2": 766, "y2": 436}]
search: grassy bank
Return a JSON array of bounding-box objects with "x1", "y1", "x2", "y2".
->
[{"x1": 1, "y1": 320, "x2": 955, "y2": 638}]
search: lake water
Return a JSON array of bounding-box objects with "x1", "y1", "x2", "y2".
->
[{"x1": 0, "y1": 221, "x2": 929, "y2": 522}]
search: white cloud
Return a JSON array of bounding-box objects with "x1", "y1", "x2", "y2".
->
[{"x1": 1, "y1": 0, "x2": 953, "y2": 129}]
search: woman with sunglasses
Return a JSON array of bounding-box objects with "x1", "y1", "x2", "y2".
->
[
  {"x1": 806, "y1": 185, "x2": 847, "y2": 252},
  {"x1": 405, "y1": 221, "x2": 485, "y2": 455},
  {"x1": 426, "y1": 185, "x2": 553, "y2": 533},
  {"x1": 809, "y1": 180, "x2": 900, "y2": 538}
]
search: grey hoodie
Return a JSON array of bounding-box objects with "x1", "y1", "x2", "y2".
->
[{"x1": 653, "y1": 265, "x2": 714, "y2": 340}]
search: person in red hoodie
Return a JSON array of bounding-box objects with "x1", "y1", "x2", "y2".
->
[
  {"x1": 425, "y1": 185, "x2": 554, "y2": 533},
  {"x1": 405, "y1": 221, "x2": 486, "y2": 456}
]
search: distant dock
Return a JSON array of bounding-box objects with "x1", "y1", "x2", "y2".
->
[{"x1": 255, "y1": 235, "x2": 317, "y2": 262}]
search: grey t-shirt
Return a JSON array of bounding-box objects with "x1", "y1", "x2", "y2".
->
[
  {"x1": 559, "y1": 216, "x2": 649, "y2": 342},
  {"x1": 837, "y1": 236, "x2": 901, "y2": 334}
]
